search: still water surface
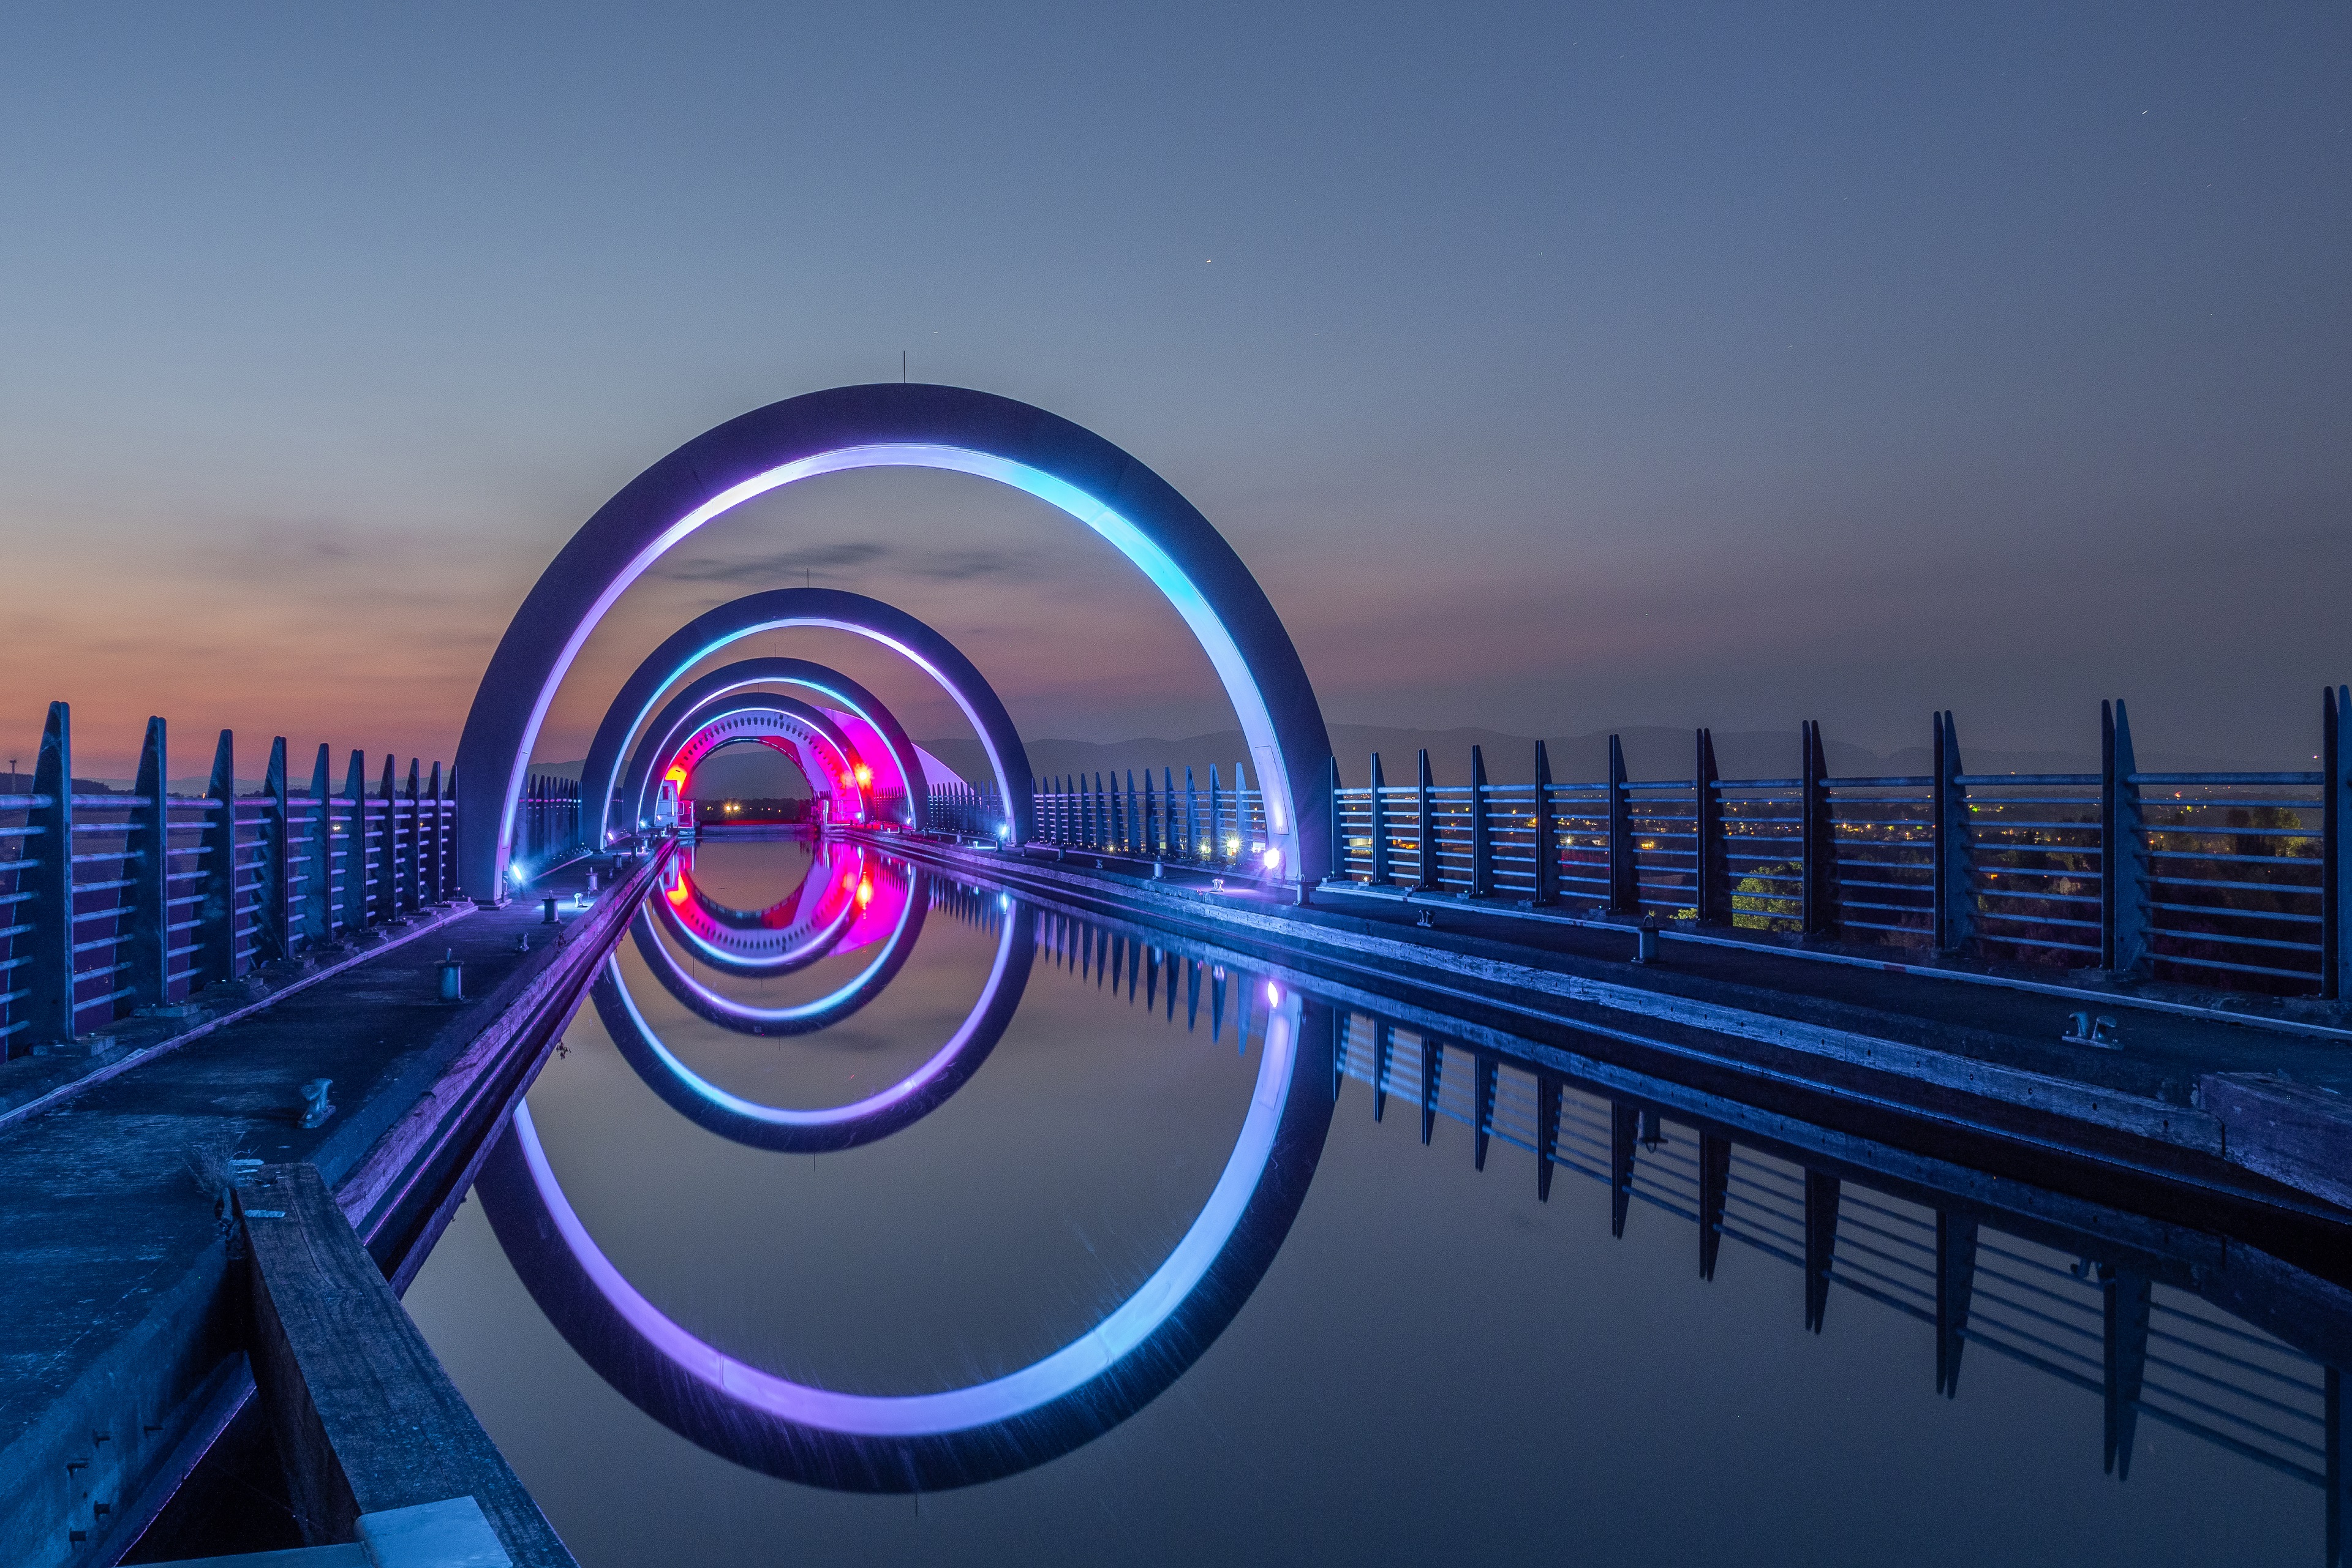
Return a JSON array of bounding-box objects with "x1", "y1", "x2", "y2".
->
[{"x1": 405, "y1": 835, "x2": 2343, "y2": 1566}]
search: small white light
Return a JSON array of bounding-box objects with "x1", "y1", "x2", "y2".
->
[
  {"x1": 1264, "y1": 981, "x2": 1281, "y2": 1006},
  {"x1": 997, "y1": 823, "x2": 1010, "y2": 840},
  {"x1": 1261, "y1": 846, "x2": 1283, "y2": 872}
]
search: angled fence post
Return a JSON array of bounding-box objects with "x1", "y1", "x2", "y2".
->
[
  {"x1": 126, "y1": 717, "x2": 172, "y2": 1014},
  {"x1": 2103, "y1": 701, "x2": 2148, "y2": 977},
  {"x1": 257, "y1": 736, "x2": 290, "y2": 963},
  {"x1": 1162, "y1": 768, "x2": 1177, "y2": 859},
  {"x1": 444, "y1": 764, "x2": 461, "y2": 902},
  {"x1": 1934, "y1": 712, "x2": 1975, "y2": 954},
  {"x1": 1695, "y1": 728, "x2": 1726, "y2": 925},
  {"x1": 1606, "y1": 735, "x2": 1636, "y2": 912},
  {"x1": 24, "y1": 703, "x2": 77, "y2": 1050},
  {"x1": 1126, "y1": 770, "x2": 1139, "y2": 854},
  {"x1": 1800, "y1": 720, "x2": 1835, "y2": 935},
  {"x1": 1185, "y1": 767, "x2": 1198, "y2": 861},
  {"x1": 1469, "y1": 745, "x2": 1493, "y2": 897},
  {"x1": 340, "y1": 750, "x2": 369, "y2": 936},
  {"x1": 1208, "y1": 766, "x2": 1223, "y2": 866},
  {"x1": 1143, "y1": 770, "x2": 1157, "y2": 859},
  {"x1": 1368, "y1": 753, "x2": 1389, "y2": 886},
  {"x1": 2324, "y1": 687, "x2": 2350, "y2": 1000},
  {"x1": 199, "y1": 730, "x2": 241, "y2": 985},
  {"x1": 1415, "y1": 749, "x2": 1437, "y2": 892},
  {"x1": 1532, "y1": 739, "x2": 1558, "y2": 906}
]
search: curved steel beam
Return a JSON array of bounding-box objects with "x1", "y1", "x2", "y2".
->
[
  {"x1": 592, "y1": 657, "x2": 927, "y2": 839},
  {"x1": 630, "y1": 693, "x2": 865, "y2": 828},
  {"x1": 575, "y1": 589, "x2": 1025, "y2": 856},
  {"x1": 475, "y1": 983, "x2": 1338, "y2": 1490},
  {"x1": 455, "y1": 383, "x2": 1330, "y2": 898}
]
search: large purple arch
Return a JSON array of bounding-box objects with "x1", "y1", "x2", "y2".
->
[
  {"x1": 454, "y1": 384, "x2": 1332, "y2": 898},
  {"x1": 593, "y1": 656, "x2": 927, "y2": 840},
  {"x1": 574, "y1": 590, "x2": 1024, "y2": 857},
  {"x1": 633, "y1": 693, "x2": 865, "y2": 827}
]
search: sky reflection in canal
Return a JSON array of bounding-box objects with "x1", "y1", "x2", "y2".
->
[{"x1": 405, "y1": 835, "x2": 2340, "y2": 1566}]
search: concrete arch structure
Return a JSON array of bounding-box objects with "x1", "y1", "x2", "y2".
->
[
  {"x1": 476, "y1": 986, "x2": 1338, "y2": 1490},
  {"x1": 597, "y1": 657, "x2": 927, "y2": 837},
  {"x1": 635, "y1": 694, "x2": 867, "y2": 828},
  {"x1": 455, "y1": 383, "x2": 1332, "y2": 897},
  {"x1": 575, "y1": 588, "x2": 1026, "y2": 855}
]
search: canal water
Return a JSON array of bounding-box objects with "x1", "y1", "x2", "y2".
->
[{"x1": 404, "y1": 834, "x2": 2343, "y2": 1566}]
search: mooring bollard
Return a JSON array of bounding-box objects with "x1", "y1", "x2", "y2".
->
[
  {"x1": 587, "y1": 867, "x2": 599, "y2": 892},
  {"x1": 298, "y1": 1078, "x2": 335, "y2": 1128},
  {"x1": 1634, "y1": 920, "x2": 1661, "y2": 964},
  {"x1": 437, "y1": 949, "x2": 464, "y2": 1003},
  {"x1": 540, "y1": 894, "x2": 558, "y2": 925}
]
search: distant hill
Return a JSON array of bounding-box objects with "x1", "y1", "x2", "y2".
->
[{"x1": 914, "y1": 724, "x2": 2309, "y2": 791}]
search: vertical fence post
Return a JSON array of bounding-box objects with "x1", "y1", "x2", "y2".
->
[
  {"x1": 423, "y1": 762, "x2": 444, "y2": 904},
  {"x1": 1415, "y1": 749, "x2": 1437, "y2": 892},
  {"x1": 1325, "y1": 756, "x2": 1344, "y2": 880},
  {"x1": 1208, "y1": 766, "x2": 1223, "y2": 866},
  {"x1": 304, "y1": 745, "x2": 332, "y2": 946},
  {"x1": 24, "y1": 702, "x2": 77, "y2": 1050},
  {"x1": 402, "y1": 760, "x2": 421, "y2": 914},
  {"x1": 258, "y1": 737, "x2": 290, "y2": 964},
  {"x1": 1469, "y1": 745, "x2": 1493, "y2": 897},
  {"x1": 2323, "y1": 687, "x2": 2349, "y2": 1000},
  {"x1": 1800, "y1": 720, "x2": 1834, "y2": 936},
  {"x1": 126, "y1": 717, "x2": 170, "y2": 1014},
  {"x1": 1934, "y1": 712, "x2": 1974, "y2": 954},
  {"x1": 1126, "y1": 771, "x2": 1139, "y2": 854},
  {"x1": 1162, "y1": 768, "x2": 1177, "y2": 859},
  {"x1": 1695, "y1": 728, "x2": 1726, "y2": 925},
  {"x1": 1368, "y1": 753, "x2": 1389, "y2": 886},
  {"x1": 444, "y1": 764, "x2": 461, "y2": 902},
  {"x1": 1606, "y1": 734, "x2": 1635, "y2": 913},
  {"x1": 199, "y1": 730, "x2": 239, "y2": 984},
  {"x1": 375, "y1": 756, "x2": 399, "y2": 924},
  {"x1": 1532, "y1": 740, "x2": 1557, "y2": 906},
  {"x1": 340, "y1": 750, "x2": 369, "y2": 936},
  {"x1": 1143, "y1": 770, "x2": 1157, "y2": 859},
  {"x1": 2102, "y1": 701, "x2": 2149, "y2": 977}
]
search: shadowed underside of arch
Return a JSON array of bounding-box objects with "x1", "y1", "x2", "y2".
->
[{"x1": 455, "y1": 383, "x2": 1330, "y2": 898}]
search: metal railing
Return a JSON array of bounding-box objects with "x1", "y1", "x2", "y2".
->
[
  {"x1": 0, "y1": 702, "x2": 466, "y2": 1057},
  {"x1": 1026, "y1": 764, "x2": 1268, "y2": 870},
  {"x1": 1324, "y1": 694, "x2": 2352, "y2": 997}
]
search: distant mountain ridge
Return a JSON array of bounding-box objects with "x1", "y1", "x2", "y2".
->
[{"x1": 913, "y1": 725, "x2": 2312, "y2": 792}]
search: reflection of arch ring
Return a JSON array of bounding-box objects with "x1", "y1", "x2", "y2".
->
[
  {"x1": 477, "y1": 982, "x2": 1335, "y2": 1490},
  {"x1": 596, "y1": 891, "x2": 1035, "y2": 1153},
  {"x1": 652, "y1": 845, "x2": 869, "y2": 978},
  {"x1": 456, "y1": 383, "x2": 1336, "y2": 896},
  {"x1": 632, "y1": 887, "x2": 919, "y2": 1037}
]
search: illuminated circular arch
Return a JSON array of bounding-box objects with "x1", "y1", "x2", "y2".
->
[
  {"x1": 634, "y1": 694, "x2": 867, "y2": 827},
  {"x1": 598, "y1": 657, "x2": 927, "y2": 837},
  {"x1": 455, "y1": 384, "x2": 1334, "y2": 898},
  {"x1": 593, "y1": 887, "x2": 1035, "y2": 1153},
  {"x1": 477, "y1": 983, "x2": 1338, "y2": 1490},
  {"x1": 575, "y1": 588, "x2": 1026, "y2": 856}
]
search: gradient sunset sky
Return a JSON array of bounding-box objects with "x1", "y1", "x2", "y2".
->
[{"x1": 4, "y1": 3, "x2": 2346, "y2": 777}]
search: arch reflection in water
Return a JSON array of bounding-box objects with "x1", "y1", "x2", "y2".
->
[
  {"x1": 636, "y1": 849, "x2": 921, "y2": 1036},
  {"x1": 597, "y1": 874, "x2": 1034, "y2": 1153},
  {"x1": 475, "y1": 892, "x2": 1337, "y2": 1491},
  {"x1": 653, "y1": 837, "x2": 881, "y2": 979}
]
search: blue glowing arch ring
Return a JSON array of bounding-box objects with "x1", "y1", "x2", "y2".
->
[
  {"x1": 575, "y1": 588, "x2": 1027, "y2": 855},
  {"x1": 631, "y1": 693, "x2": 867, "y2": 827},
  {"x1": 604, "y1": 657, "x2": 927, "y2": 837},
  {"x1": 594, "y1": 890, "x2": 1033, "y2": 1153},
  {"x1": 456, "y1": 384, "x2": 1334, "y2": 898},
  {"x1": 475, "y1": 985, "x2": 1336, "y2": 1490}
]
